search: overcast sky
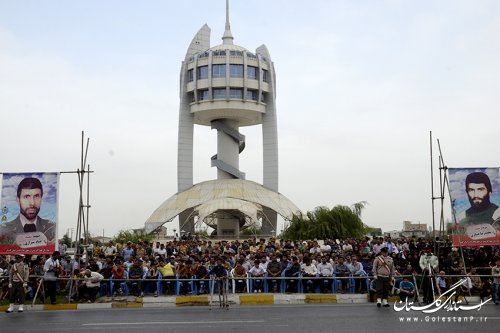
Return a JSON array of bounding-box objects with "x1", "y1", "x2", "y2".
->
[{"x1": 1, "y1": 0, "x2": 499, "y2": 238}]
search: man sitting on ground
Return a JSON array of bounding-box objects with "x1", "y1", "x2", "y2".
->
[
  {"x1": 436, "y1": 271, "x2": 448, "y2": 294},
  {"x1": 398, "y1": 276, "x2": 415, "y2": 302},
  {"x1": 78, "y1": 269, "x2": 104, "y2": 303}
]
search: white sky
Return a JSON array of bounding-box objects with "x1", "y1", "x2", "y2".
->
[{"x1": 1, "y1": 0, "x2": 499, "y2": 238}]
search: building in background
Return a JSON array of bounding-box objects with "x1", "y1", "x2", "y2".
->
[
  {"x1": 403, "y1": 221, "x2": 427, "y2": 233},
  {"x1": 384, "y1": 221, "x2": 429, "y2": 239}
]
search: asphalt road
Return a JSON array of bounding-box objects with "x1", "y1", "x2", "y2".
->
[{"x1": 1, "y1": 304, "x2": 499, "y2": 333}]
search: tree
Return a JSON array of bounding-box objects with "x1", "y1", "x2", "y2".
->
[
  {"x1": 240, "y1": 226, "x2": 262, "y2": 237},
  {"x1": 195, "y1": 229, "x2": 210, "y2": 238},
  {"x1": 281, "y1": 202, "x2": 368, "y2": 240},
  {"x1": 61, "y1": 233, "x2": 73, "y2": 247},
  {"x1": 113, "y1": 229, "x2": 155, "y2": 245}
]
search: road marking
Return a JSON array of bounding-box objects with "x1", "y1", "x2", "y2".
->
[{"x1": 83, "y1": 320, "x2": 265, "y2": 326}]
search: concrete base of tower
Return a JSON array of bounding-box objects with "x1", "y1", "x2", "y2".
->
[
  {"x1": 144, "y1": 179, "x2": 302, "y2": 236},
  {"x1": 261, "y1": 208, "x2": 277, "y2": 237},
  {"x1": 216, "y1": 215, "x2": 240, "y2": 237},
  {"x1": 179, "y1": 209, "x2": 195, "y2": 234}
]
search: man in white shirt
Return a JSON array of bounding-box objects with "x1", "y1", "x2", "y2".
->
[
  {"x1": 301, "y1": 257, "x2": 318, "y2": 293},
  {"x1": 317, "y1": 257, "x2": 334, "y2": 293},
  {"x1": 320, "y1": 243, "x2": 331, "y2": 253},
  {"x1": 348, "y1": 255, "x2": 366, "y2": 293},
  {"x1": 248, "y1": 260, "x2": 265, "y2": 292},
  {"x1": 102, "y1": 241, "x2": 117, "y2": 257},
  {"x1": 419, "y1": 246, "x2": 439, "y2": 304},
  {"x1": 309, "y1": 243, "x2": 321, "y2": 255},
  {"x1": 372, "y1": 241, "x2": 383, "y2": 255},
  {"x1": 58, "y1": 240, "x2": 68, "y2": 256},
  {"x1": 342, "y1": 242, "x2": 353, "y2": 253},
  {"x1": 43, "y1": 251, "x2": 61, "y2": 304},
  {"x1": 155, "y1": 244, "x2": 167, "y2": 258},
  {"x1": 78, "y1": 269, "x2": 104, "y2": 303}
]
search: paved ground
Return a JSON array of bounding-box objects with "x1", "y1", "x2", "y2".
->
[{"x1": 1, "y1": 304, "x2": 499, "y2": 333}]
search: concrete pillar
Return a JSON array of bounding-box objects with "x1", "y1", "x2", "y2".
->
[
  {"x1": 216, "y1": 212, "x2": 240, "y2": 237},
  {"x1": 217, "y1": 119, "x2": 240, "y2": 179},
  {"x1": 261, "y1": 208, "x2": 277, "y2": 236}
]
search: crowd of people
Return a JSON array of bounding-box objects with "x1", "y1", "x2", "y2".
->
[{"x1": 1, "y1": 235, "x2": 500, "y2": 312}]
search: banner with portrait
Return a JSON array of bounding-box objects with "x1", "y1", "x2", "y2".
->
[
  {"x1": 0, "y1": 173, "x2": 59, "y2": 255},
  {"x1": 449, "y1": 168, "x2": 500, "y2": 247}
]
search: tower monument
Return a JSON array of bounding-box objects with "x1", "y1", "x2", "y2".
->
[{"x1": 145, "y1": 1, "x2": 299, "y2": 237}]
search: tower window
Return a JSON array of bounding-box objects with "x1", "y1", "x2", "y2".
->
[
  {"x1": 247, "y1": 66, "x2": 257, "y2": 80},
  {"x1": 262, "y1": 69, "x2": 269, "y2": 82},
  {"x1": 212, "y1": 50, "x2": 226, "y2": 57},
  {"x1": 246, "y1": 90, "x2": 257, "y2": 101},
  {"x1": 187, "y1": 92, "x2": 195, "y2": 103},
  {"x1": 230, "y1": 50, "x2": 243, "y2": 57},
  {"x1": 197, "y1": 66, "x2": 208, "y2": 79},
  {"x1": 198, "y1": 89, "x2": 209, "y2": 101},
  {"x1": 212, "y1": 64, "x2": 226, "y2": 78},
  {"x1": 187, "y1": 69, "x2": 194, "y2": 82},
  {"x1": 230, "y1": 88, "x2": 243, "y2": 99},
  {"x1": 261, "y1": 92, "x2": 267, "y2": 103},
  {"x1": 230, "y1": 64, "x2": 243, "y2": 78},
  {"x1": 213, "y1": 88, "x2": 226, "y2": 99}
]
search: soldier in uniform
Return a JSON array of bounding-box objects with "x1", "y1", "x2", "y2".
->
[
  {"x1": 372, "y1": 247, "x2": 395, "y2": 307},
  {"x1": 6, "y1": 254, "x2": 30, "y2": 313}
]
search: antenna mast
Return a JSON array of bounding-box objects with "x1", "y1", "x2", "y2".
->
[{"x1": 222, "y1": 0, "x2": 234, "y2": 44}]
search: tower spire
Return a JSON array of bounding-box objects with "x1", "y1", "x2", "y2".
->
[{"x1": 222, "y1": 0, "x2": 234, "y2": 44}]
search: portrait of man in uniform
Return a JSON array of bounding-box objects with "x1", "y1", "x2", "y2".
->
[
  {"x1": 0, "y1": 176, "x2": 56, "y2": 248},
  {"x1": 450, "y1": 168, "x2": 500, "y2": 246},
  {"x1": 459, "y1": 172, "x2": 500, "y2": 226}
]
